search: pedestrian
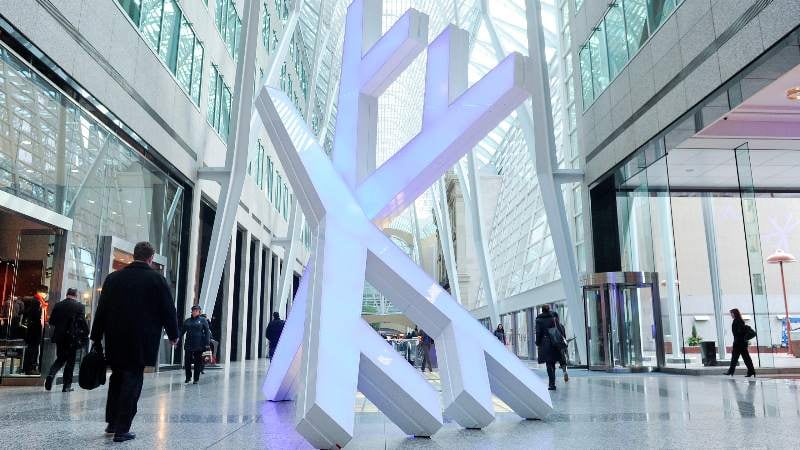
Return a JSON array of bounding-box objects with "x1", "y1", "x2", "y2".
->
[
  {"x1": 21, "y1": 285, "x2": 49, "y2": 375},
  {"x1": 45, "y1": 288, "x2": 88, "y2": 392},
  {"x1": 90, "y1": 241, "x2": 179, "y2": 443},
  {"x1": 265, "y1": 312, "x2": 285, "y2": 359},
  {"x1": 535, "y1": 304, "x2": 566, "y2": 390},
  {"x1": 182, "y1": 305, "x2": 211, "y2": 384},
  {"x1": 494, "y1": 323, "x2": 506, "y2": 344},
  {"x1": 726, "y1": 308, "x2": 756, "y2": 377},
  {"x1": 419, "y1": 330, "x2": 434, "y2": 373}
]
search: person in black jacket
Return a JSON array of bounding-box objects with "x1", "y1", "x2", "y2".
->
[
  {"x1": 90, "y1": 242, "x2": 179, "y2": 443},
  {"x1": 182, "y1": 305, "x2": 211, "y2": 384},
  {"x1": 494, "y1": 324, "x2": 506, "y2": 345},
  {"x1": 21, "y1": 285, "x2": 49, "y2": 375},
  {"x1": 45, "y1": 288, "x2": 87, "y2": 392},
  {"x1": 419, "y1": 330, "x2": 434, "y2": 373},
  {"x1": 535, "y1": 305, "x2": 565, "y2": 390},
  {"x1": 265, "y1": 312, "x2": 285, "y2": 359},
  {"x1": 726, "y1": 308, "x2": 756, "y2": 377}
]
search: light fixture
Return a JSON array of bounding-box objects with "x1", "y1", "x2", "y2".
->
[
  {"x1": 111, "y1": 211, "x2": 117, "y2": 215},
  {"x1": 71, "y1": 168, "x2": 79, "y2": 173},
  {"x1": 88, "y1": 199, "x2": 95, "y2": 204},
  {"x1": 126, "y1": 200, "x2": 133, "y2": 204},
  {"x1": 787, "y1": 87, "x2": 800, "y2": 101},
  {"x1": 767, "y1": 249, "x2": 797, "y2": 357}
]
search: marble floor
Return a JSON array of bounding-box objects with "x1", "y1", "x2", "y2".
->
[{"x1": 1, "y1": 360, "x2": 799, "y2": 449}]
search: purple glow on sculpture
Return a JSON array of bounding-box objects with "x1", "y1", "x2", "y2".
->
[{"x1": 257, "y1": 1, "x2": 551, "y2": 447}]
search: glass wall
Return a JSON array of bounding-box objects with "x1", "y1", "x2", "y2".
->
[
  {"x1": 0, "y1": 44, "x2": 186, "y2": 322},
  {"x1": 207, "y1": 65, "x2": 232, "y2": 139},
  {"x1": 115, "y1": 0, "x2": 204, "y2": 105},
  {"x1": 579, "y1": 0, "x2": 685, "y2": 108},
  {"x1": 214, "y1": 0, "x2": 243, "y2": 63}
]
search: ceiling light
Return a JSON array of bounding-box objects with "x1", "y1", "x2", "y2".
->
[
  {"x1": 88, "y1": 200, "x2": 95, "y2": 204},
  {"x1": 787, "y1": 87, "x2": 800, "y2": 101},
  {"x1": 126, "y1": 200, "x2": 133, "y2": 204},
  {"x1": 71, "y1": 168, "x2": 79, "y2": 173},
  {"x1": 111, "y1": 211, "x2": 117, "y2": 215}
]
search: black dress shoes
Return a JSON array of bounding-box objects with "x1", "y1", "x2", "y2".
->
[
  {"x1": 113, "y1": 432, "x2": 136, "y2": 442},
  {"x1": 44, "y1": 376, "x2": 53, "y2": 391},
  {"x1": 62, "y1": 385, "x2": 74, "y2": 392}
]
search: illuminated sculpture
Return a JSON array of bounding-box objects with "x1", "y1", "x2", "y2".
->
[{"x1": 256, "y1": 1, "x2": 552, "y2": 447}]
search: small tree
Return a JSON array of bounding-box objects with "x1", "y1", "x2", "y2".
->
[{"x1": 687, "y1": 324, "x2": 703, "y2": 346}]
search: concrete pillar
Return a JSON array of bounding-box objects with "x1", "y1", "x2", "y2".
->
[
  {"x1": 236, "y1": 228, "x2": 251, "y2": 362},
  {"x1": 183, "y1": 186, "x2": 203, "y2": 318},
  {"x1": 220, "y1": 230, "x2": 236, "y2": 366},
  {"x1": 260, "y1": 246, "x2": 274, "y2": 358},
  {"x1": 249, "y1": 239, "x2": 263, "y2": 359}
]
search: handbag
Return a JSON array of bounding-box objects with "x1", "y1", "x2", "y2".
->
[
  {"x1": 202, "y1": 349, "x2": 214, "y2": 364},
  {"x1": 79, "y1": 344, "x2": 107, "y2": 390},
  {"x1": 743, "y1": 325, "x2": 757, "y2": 341},
  {"x1": 547, "y1": 324, "x2": 568, "y2": 351}
]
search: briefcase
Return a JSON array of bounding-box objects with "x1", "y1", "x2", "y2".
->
[{"x1": 79, "y1": 346, "x2": 107, "y2": 390}]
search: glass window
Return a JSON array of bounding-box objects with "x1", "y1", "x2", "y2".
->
[
  {"x1": 190, "y1": 40, "x2": 203, "y2": 104},
  {"x1": 648, "y1": 0, "x2": 676, "y2": 30},
  {"x1": 220, "y1": 84, "x2": 231, "y2": 138},
  {"x1": 117, "y1": 0, "x2": 143, "y2": 26},
  {"x1": 574, "y1": 0, "x2": 584, "y2": 11},
  {"x1": 139, "y1": 0, "x2": 163, "y2": 51},
  {"x1": 157, "y1": 0, "x2": 180, "y2": 68},
  {"x1": 175, "y1": 18, "x2": 194, "y2": 93},
  {"x1": 579, "y1": 46, "x2": 594, "y2": 107},
  {"x1": 262, "y1": 5, "x2": 271, "y2": 52},
  {"x1": 623, "y1": 0, "x2": 650, "y2": 55},
  {"x1": 208, "y1": 64, "x2": 219, "y2": 128},
  {"x1": 226, "y1": 2, "x2": 240, "y2": 60},
  {"x1": 604, "y1": 4, "x2": 629, "y2": 79},
  {"x1": 589, "y1": 23, "x2": 609, "y2": 95}
]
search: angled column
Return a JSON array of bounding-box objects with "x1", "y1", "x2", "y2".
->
[
  {"x1": 198, "y1": 0, "x2": 261, "y2": 315},
  {"x1": 219, "y1": 233, "x2": 236, "y2": 366}
]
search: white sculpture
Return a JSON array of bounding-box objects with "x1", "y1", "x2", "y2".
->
[{"x1": 257, "y1": 1, "x2": 553, "y2": 447}]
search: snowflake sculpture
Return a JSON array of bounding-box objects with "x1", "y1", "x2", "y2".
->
[{"x1": 255, "y1": 1, "x2": 552, "y2": 447}]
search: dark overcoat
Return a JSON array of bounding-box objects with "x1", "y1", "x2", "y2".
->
[
  {"x1": 90, "y1": 261, "x2": 179, "y2": 368},
  {"x1": 535, "y1": 311, "x2": 565, "y2": 364}
]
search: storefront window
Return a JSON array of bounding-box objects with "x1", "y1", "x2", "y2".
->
[{"x1": 0, "y1": 44, "x2": 186, "y2": 377}]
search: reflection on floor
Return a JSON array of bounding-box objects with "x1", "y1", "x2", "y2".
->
[{"x1": 0, "y1": 360, "x2": 799, "y2": 449}]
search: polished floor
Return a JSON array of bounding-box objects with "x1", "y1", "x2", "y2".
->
[{"x1": 1, "y1": 360, "x2": 799, "y2": 449}]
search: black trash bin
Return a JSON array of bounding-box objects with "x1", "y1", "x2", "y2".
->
[{"x1": 700, "y1": 341, "x2": 717, "y2": 367}]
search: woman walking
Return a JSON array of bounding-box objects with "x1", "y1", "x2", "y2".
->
[
  {"x1": 535, "y1": 305, "x2": 566, "y2": 390},
  {"x1": 726, "y1": 308, "x2": 756, "y2": 377}
]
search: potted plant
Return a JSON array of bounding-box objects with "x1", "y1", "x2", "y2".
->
[{"x1": 687, "y1": 325, "x2": 703, "y2": 347}]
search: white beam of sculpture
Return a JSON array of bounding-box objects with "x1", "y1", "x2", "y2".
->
[{"x1": 258, "y1": 1, "x2": 552, "y2": 447}]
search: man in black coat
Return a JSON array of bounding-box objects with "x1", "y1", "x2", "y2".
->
[
  {"x1": 265, "y1": 312, "x2": 285, "y2": 359},
  {"x1": 535, "y1": 304, "x2": 566, "y2": 391},
  {"x1": 45, "y1": 288, "x2": 87, "y2": 392},
  {"x1": 181, "y1": 305, "x2": 211, "y2": 384},
  {"x1": 90, "y1": 242, "x2": 179, "y2": 443}
]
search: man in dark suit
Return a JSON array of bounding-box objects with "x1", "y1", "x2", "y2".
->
[
  {"x1": 90, "y1": 242, "x2": 179, "y2": 443},
  {"x1": 45, "y1": 288, "x2": 87, "y2": 392}
]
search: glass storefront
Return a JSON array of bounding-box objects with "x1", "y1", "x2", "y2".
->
[{"x1": 0, "y1": 42, "x2": 187, "y2": 379}]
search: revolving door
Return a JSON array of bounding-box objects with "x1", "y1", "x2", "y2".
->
[{"x1": 582, "y1": 272, "x2": 665, "y2": 371}]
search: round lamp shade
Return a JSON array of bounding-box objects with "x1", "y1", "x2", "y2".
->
[{"x1": 767, "y1": 249, "x2": 797, "y2": 264}]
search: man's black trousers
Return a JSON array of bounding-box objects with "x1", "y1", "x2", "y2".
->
[
  {"x1": 47, "y1": 343, "x2": 78, "y2": 385},
  {"x1": 105, "y1": 366, "x2": 144, "y2": 433}
]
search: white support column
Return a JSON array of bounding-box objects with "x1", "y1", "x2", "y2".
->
[
  {"x1": 183, "y1": 186, "x2": 203, "y2": 318},
  {"x1": 276, "y1": 201, "x2": 302, "y2": 315},
  {"x1": 434, "y1": 178, "x2": 462, "y2": 303},
  {"x1": 410, "y1": 200, "x2": 423, "y2": 264},
  {"x1": 198, "y1": 0, "x2": 261, "y2": 315},
  {"x1": 266, "y1": 1, "x2": 303, "y2": 86},
  {"x1": 237, "y1": 228, "x2": 251, "y2": 362},
  {"x1": 260, "y1": 245, "x2": 274, "y2": 358},
  {"x1": 273, "y1": 252, "x2": 283, "y2": 317},
  {"x1": 249, "y1": 239, "x2": 263, "y2": 359},
  {"x1": 462, "y1": 153, "x2": 500, "y2": 327},
  {"x1": 220, "y1": 231, "x2": 236, "y2": 367},
  {"x1": 477, "y1": 0, "x2": 586, "y2": 362},
  {"x1": 522, "y1": 0, "x2": 586, "y2": 364},
  {"x1": 658, "y1": 196, "x2": 682, "y2": 359}
]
